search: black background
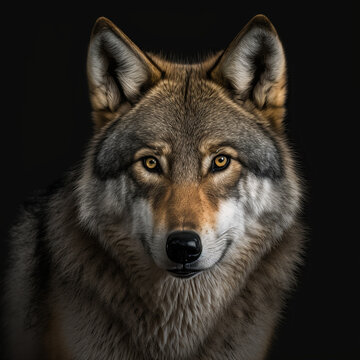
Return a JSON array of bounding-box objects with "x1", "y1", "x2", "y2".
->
[{"x1": 0, "y1": 2, "x2": 357, "y2": 359}]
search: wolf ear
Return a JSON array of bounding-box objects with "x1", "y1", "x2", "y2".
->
[
  {"x1": 87, "y1": 17, "x2": 162, "y2": 129},
  {"x1": 211, "y1": 15, "x2": 287, "y2": 131}
]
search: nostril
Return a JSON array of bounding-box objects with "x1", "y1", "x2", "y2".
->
[{"x1": 166, "y1": 231, "x2": 202, "y2": 264}]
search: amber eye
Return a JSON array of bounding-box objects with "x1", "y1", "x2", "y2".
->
[
  {"x1": 212, "y1": 155, "x2": 230, "y2": 172},
  {"x1": 143, "y1": 157, "x2": 161, "y2": 173}
]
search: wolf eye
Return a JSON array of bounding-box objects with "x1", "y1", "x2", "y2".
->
[
  {"x1": 212, "y1": 155, "x2": 230, "y2": 172},
  {"x1": 143, "y1": 157, "x2": 161, "y2": 173}
]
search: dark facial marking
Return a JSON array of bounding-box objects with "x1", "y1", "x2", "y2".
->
[
  {"x1": 213, "y1": 118, "x2": 283, "y2": 180},
  {"x1": 93, "y1": 120, "x2": 145, "y2": 180}
]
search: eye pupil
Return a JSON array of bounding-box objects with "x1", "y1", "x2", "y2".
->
[{"x1": 147, "y1": 158, "x2": 156, "y2": 167}]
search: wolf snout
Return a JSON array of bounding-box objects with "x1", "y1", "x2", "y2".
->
[{"x1": 166, "y1": 231, "x2": 202, "y2": 264}]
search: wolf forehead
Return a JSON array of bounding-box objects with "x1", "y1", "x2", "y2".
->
[{"x1": 93, "y1": 68, "x2": 283, "y2": 181}]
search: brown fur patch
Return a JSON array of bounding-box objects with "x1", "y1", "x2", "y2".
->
[{"x1": 152, "y1": 183, "x2": 219, "y2": 233}]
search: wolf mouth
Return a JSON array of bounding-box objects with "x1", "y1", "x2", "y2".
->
[{"x1": 167, "y1": 268, "x2": 203, "y2": 279}]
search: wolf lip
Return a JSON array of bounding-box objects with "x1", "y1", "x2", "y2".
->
[{"x1": 167, "y1": 269, "x2": 201, "y2": 279}]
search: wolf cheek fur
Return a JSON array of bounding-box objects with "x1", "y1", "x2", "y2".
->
[{"x1": 3, "y1": 14, "x2": 304, "y2": 360}]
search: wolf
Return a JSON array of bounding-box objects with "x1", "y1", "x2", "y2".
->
[{"x1": 2, "y1": 14, "x2": 304, "y2": 360}]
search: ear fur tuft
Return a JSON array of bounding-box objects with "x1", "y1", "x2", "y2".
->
[
  {"x1": 211, "y1": 15, "x2": 287, "y2": 131},
  {"x1": 87, "y1": 17, "x2": 162, "y2": 129}
]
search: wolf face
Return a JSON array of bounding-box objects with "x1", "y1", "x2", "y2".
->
[
  {"x1": 2, "y1": 14, "x2": 305, "y2": 360},
  {"x1": 76, "y1": 15, "x2": 301, "y2": 280}
]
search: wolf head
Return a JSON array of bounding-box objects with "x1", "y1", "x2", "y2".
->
[{"x1": 76, "y1": 15, "x2": 301, "y2": 280}]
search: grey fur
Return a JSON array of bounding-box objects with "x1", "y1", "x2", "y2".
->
[{"x1": 2, "y1": 14, "x2": 304, "y2": 360}]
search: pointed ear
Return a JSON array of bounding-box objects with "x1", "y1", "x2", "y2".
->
[
  {"x1": 211, "y1": 15, "x2": 287, "y2": 131},
  {"x1": 87, "y1": 17, "x2": 162, "y2": 129}
]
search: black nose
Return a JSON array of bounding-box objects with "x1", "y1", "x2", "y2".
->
[{"x1": 166, "y1": 231, "x2": 202, "y2": 264}]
